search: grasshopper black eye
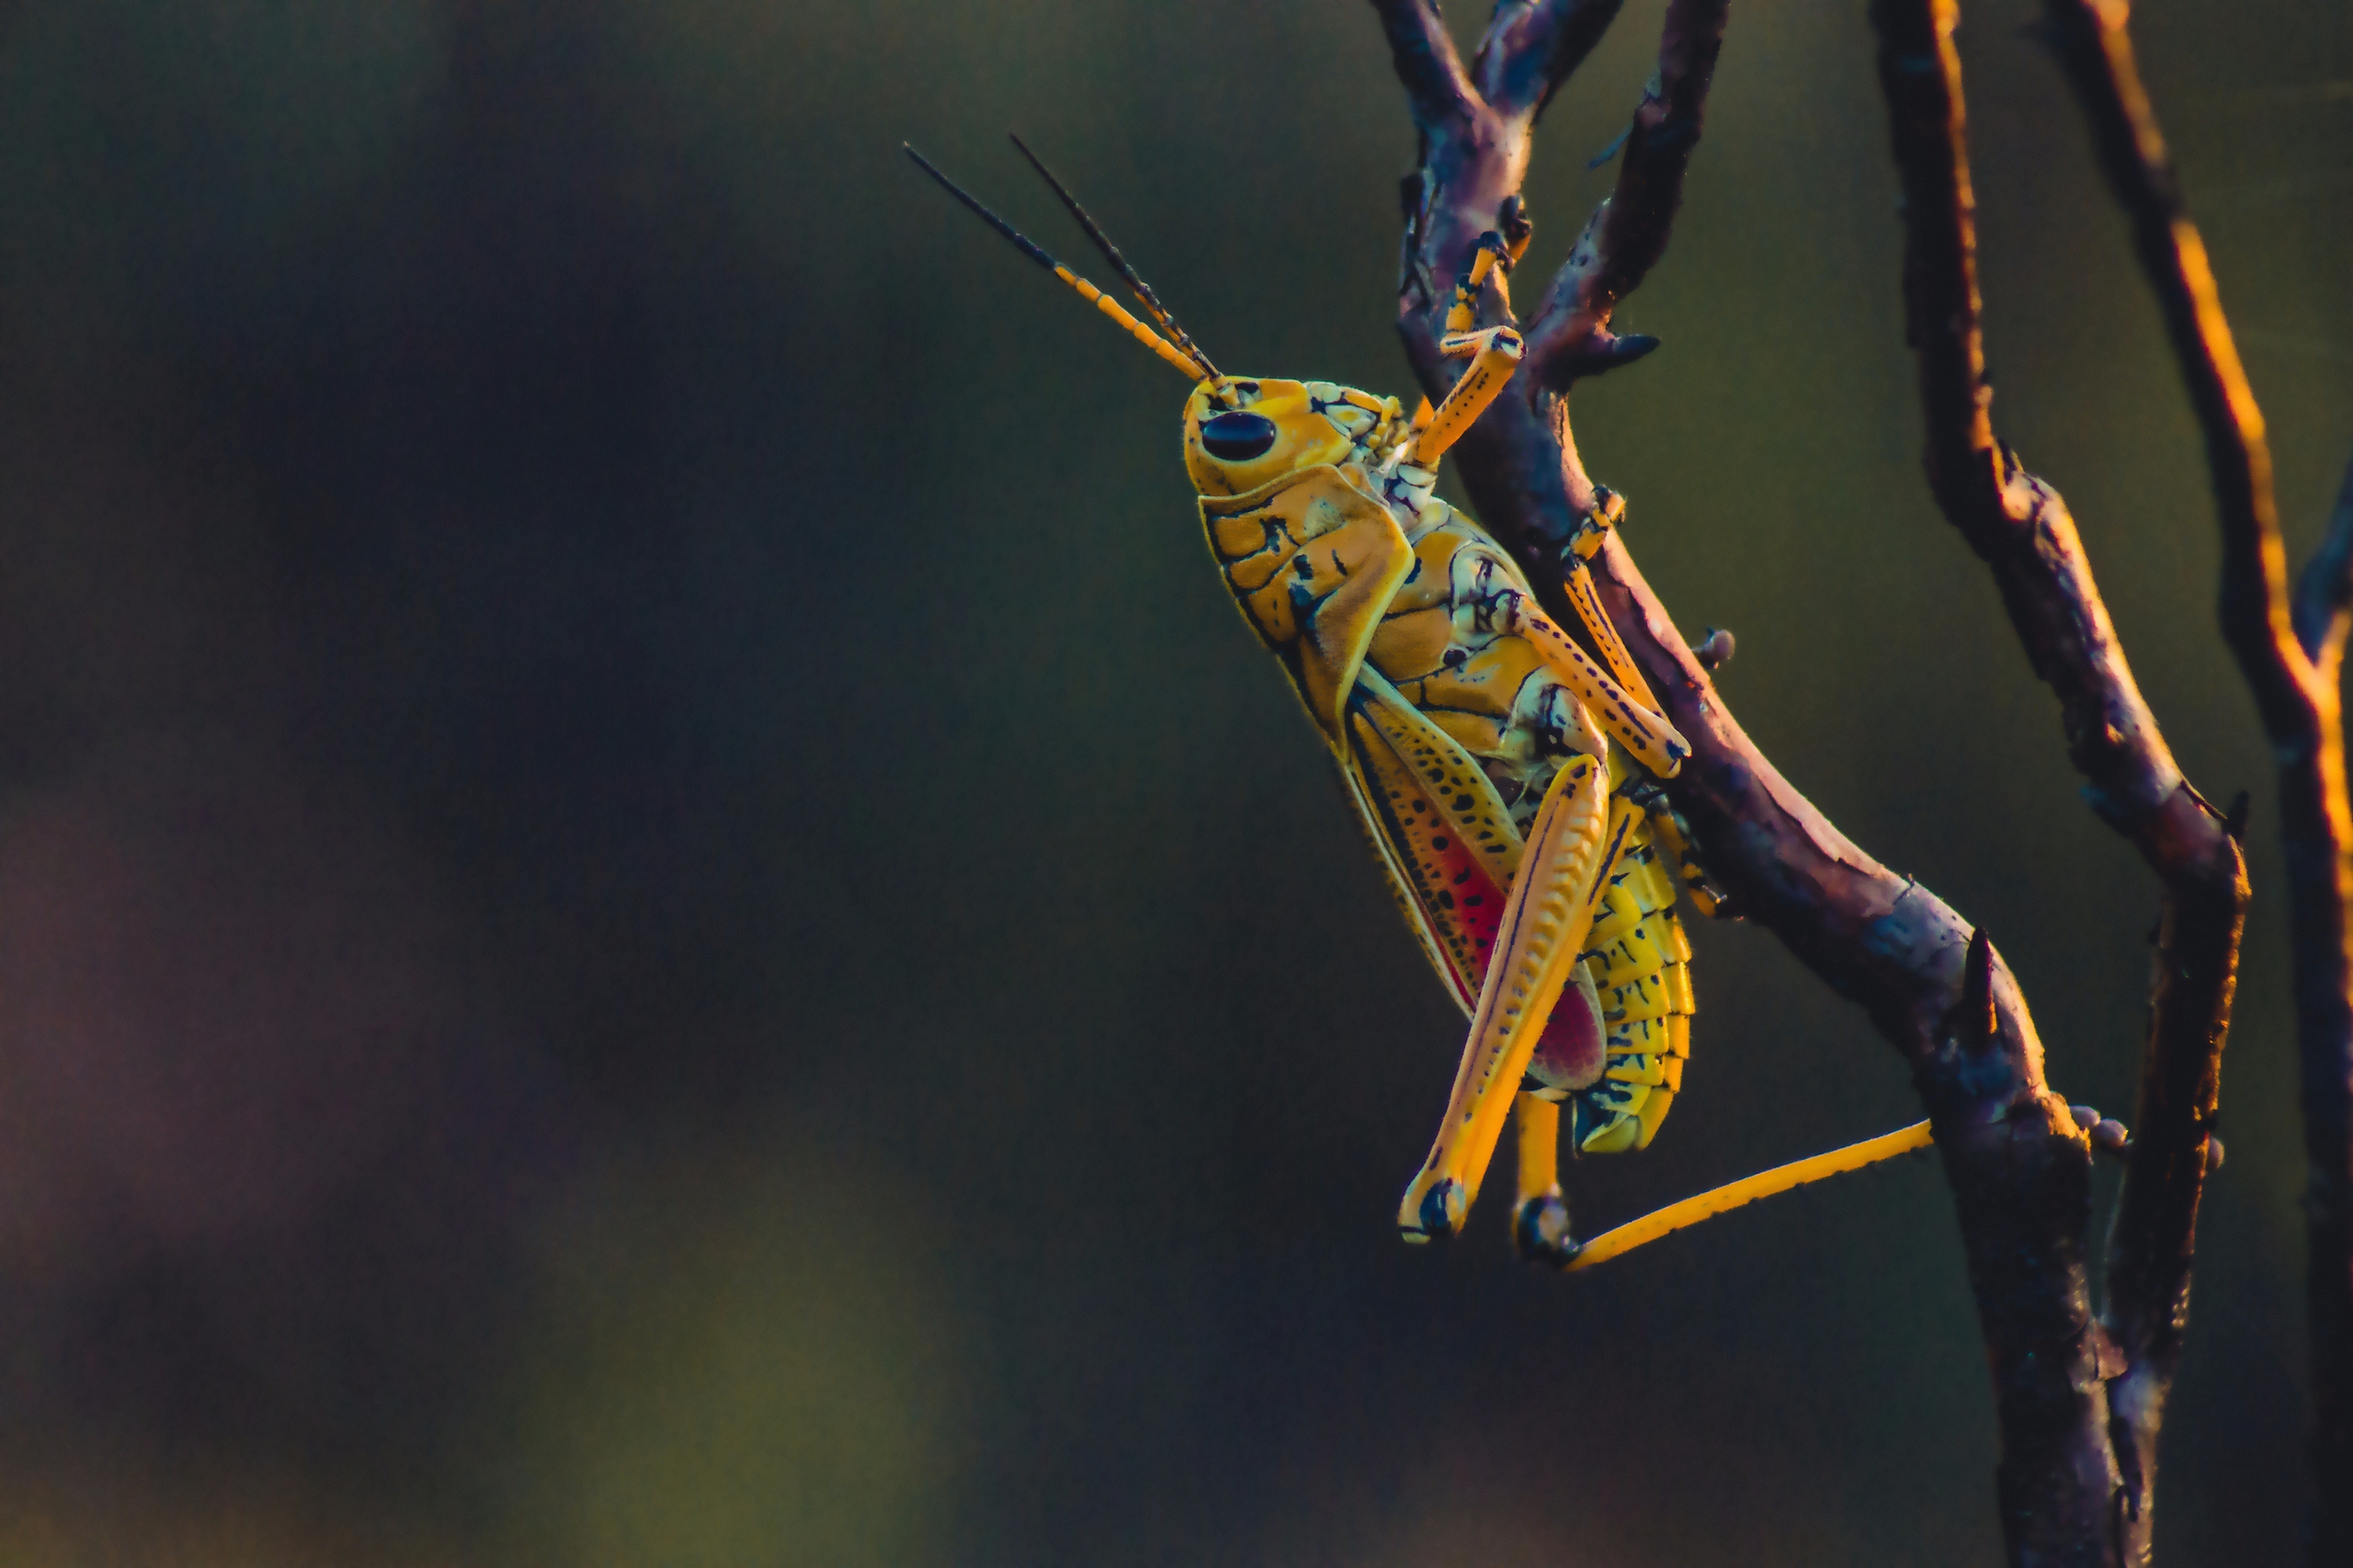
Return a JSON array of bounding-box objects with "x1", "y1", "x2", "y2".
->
[{"x1": 1199, "y1": 410, "x2": 1278, "y2": 462}]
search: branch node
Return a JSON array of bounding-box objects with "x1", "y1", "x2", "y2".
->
[
  {"x1": 2223, "y1": 789, "x2": 2250, "y2": 843},
  {"x1": 1957, "y1": 927, "x2": 1998, "y2": 1043}
]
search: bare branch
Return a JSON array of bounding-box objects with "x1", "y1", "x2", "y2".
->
[
  {"x1": 1369, "y1": 0, "x2": 1479, "y2": 133},
  {"x1": 1870, "y1": 0, "x2": 1993, "y2": 506},
  {"x1": 2045, "y1": 6, "x2": 2353, "y2": 1555},
  {"x1": 2043, "y1": 0, "x2": 2308, "y2": 740},
  {"x1": 1472, "y1": 0, "x2": 1628, "y2": 121},
  {"x1": 1874, "y1": 2, "x2": 2245, "y2": 1552},
  {"x1": 1524, "y1": 0, "x2": 1732, "y2": 388},
  {"x1": 1571, "y1": 514, "x2": 2151, "y2": 1568},
  {"x1": 1375, "y1": 5, "x2": 2082, "y2": 1197},
  {"x1": 1382, "y1": 8, "x2": 2124, "y2": 1483},
  {"x1": 1375, "y1": 0, "x2": 1647, "y2": 358},
  {"x1": 1369, "y1": 0, "x2": 2295, "y2": 1561},
  {"x1": 1583, "y1": 525, "x2": 2125, "y2": 1563},
  {"x1": 2292, "y1": 456, "x2": 2353, "y2": 668},
  {"x1": 2280, "y1": 468, "x2": 2353, "y2": 1568}
]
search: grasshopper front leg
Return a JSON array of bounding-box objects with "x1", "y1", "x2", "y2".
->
[
  {"x1": 1399, "y1": 749, "x2": 1616, "y2": 1241},
  {"x1": 1398, "y1": 233, "x2": 1527, "y2": 471},
  {"x1": 1403, "y1": 324, "x2": 1524, "y2": 470}
]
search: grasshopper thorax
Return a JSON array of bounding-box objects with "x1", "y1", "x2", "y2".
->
[{"x1": 1182, "y1": 378, "x2": 1405, "y2": 498}]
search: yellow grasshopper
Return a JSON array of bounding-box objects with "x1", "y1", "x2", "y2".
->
[{"x1": 908, "y1": 139, "x2": 1930, "y2": 1266}]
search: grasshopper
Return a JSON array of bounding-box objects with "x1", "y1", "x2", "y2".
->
[{"x1": 909, "y1": 139, "x2": 1928, "y2": 1266}]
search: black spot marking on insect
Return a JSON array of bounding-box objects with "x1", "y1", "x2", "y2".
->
[
  {"x1": 1432, "y1": 836, "x2": 1450, "y2": 850},
  {"x1": 1442, "y1": 647, "x2": 1467, "y2": 668}
]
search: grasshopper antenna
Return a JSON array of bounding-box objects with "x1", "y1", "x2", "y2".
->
[
  {"x1": 903, "y1": 142, "x2": 1210, "y2": 385},
  {"x1": 1006, "y1": 132, "x2": 1221, "y2": 383}
]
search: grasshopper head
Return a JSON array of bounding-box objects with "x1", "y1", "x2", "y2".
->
[{"x1": 1183, "y1": 378, "x2": 1404, "y2": 498}]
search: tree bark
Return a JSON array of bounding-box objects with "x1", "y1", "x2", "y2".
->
[
  {"x1": 1367, "y1": 1, "x2": 2250, "y2": 1560},
  {"x1": 2042, "y1": 5, "x2": 2353, "y2": 1558}
]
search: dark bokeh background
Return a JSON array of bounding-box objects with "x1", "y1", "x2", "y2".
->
[{"x1": 0, "y1": 1, "x2": 2342, "y2": 1562}]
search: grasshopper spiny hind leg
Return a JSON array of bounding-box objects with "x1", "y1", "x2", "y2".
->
[{"x1": 1398, "y1": 754, "x2": 1612, "y2": 1243}]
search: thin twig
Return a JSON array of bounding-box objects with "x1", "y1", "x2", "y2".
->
[
  {"x1": 1369, "y1": 0, "x2": 1475, "y2": 134},
  {"x1": 1367, "y1": 0, "x2": 2283, "y2": 1561},
  {"x1": 2292, "y1": 460, "x2": 2353, "y2": 668},
  {"x1": 2294, "y1": 457, "x2": 2353, "y2": 1566},
  {"x1": 2043, "y1": 0, "x2": 2302, "y2": 734},
  {"x1": 1472, "y1": 0, "x2": 1627, "y2": 122},
  {"x1": 2047, "y1": 5, "x2": 2353, "y2": 1556},
  {"x1": 1583, "y1": 531, "x2": 2122, "y2": 1561},
  {"x1": 1370, "y1": 0, "x2": 1733, "y2": 532},
  {"x1": 1524, "y1": 0, "x2": 1732, "y2": 387},
  {"x1": 1373, "y1": 8, "x2": 2133, "y2": 1560},
  {"x1": 1874, "y1": 2, "x2": 2245, "y2": 1555}
]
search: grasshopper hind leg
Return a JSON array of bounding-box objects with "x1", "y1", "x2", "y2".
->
[
  {"x1": 1510, "y1": 962, "x2": 1607, "y2": 1267},
  {"x1": 1508, "y1": 807, "x2": 1699, "y2": 1262}
]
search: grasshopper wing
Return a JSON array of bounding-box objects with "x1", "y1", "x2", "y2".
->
[{"x1": 1336, "y1": 667, "x2": 1525, "y2": 1013}]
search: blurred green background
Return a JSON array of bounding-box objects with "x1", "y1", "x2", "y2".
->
[{"x1": 0, "y1": 0, "x2": 2342, "y2": 1562}]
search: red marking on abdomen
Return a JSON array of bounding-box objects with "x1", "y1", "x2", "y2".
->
[{"x1": 1526, "y1": 978, "x2": 1606, "y2": 1091}]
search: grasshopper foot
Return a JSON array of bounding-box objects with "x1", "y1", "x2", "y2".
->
[
  {"x1": 1512, "y1": 1189, "x2": 1582, "y2": 1268},
  {"x1": 1398, "y1": 1174, "x2": 1467, "y2": 1244}
]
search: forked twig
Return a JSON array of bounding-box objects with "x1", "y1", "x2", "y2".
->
[
  {"x1": 1874, "y1": 2, "x2": 2245, "y2": 1553},
  {"x1": 1369, "y1": 0, "x2": 2260, "y2": 1559},
  {"x1": 2046, "y1": 0, "x2": 2353, "y2": 1553},
  {"x1": 1523, "y1": 0, "x2": 1731, "y2": 386}
]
